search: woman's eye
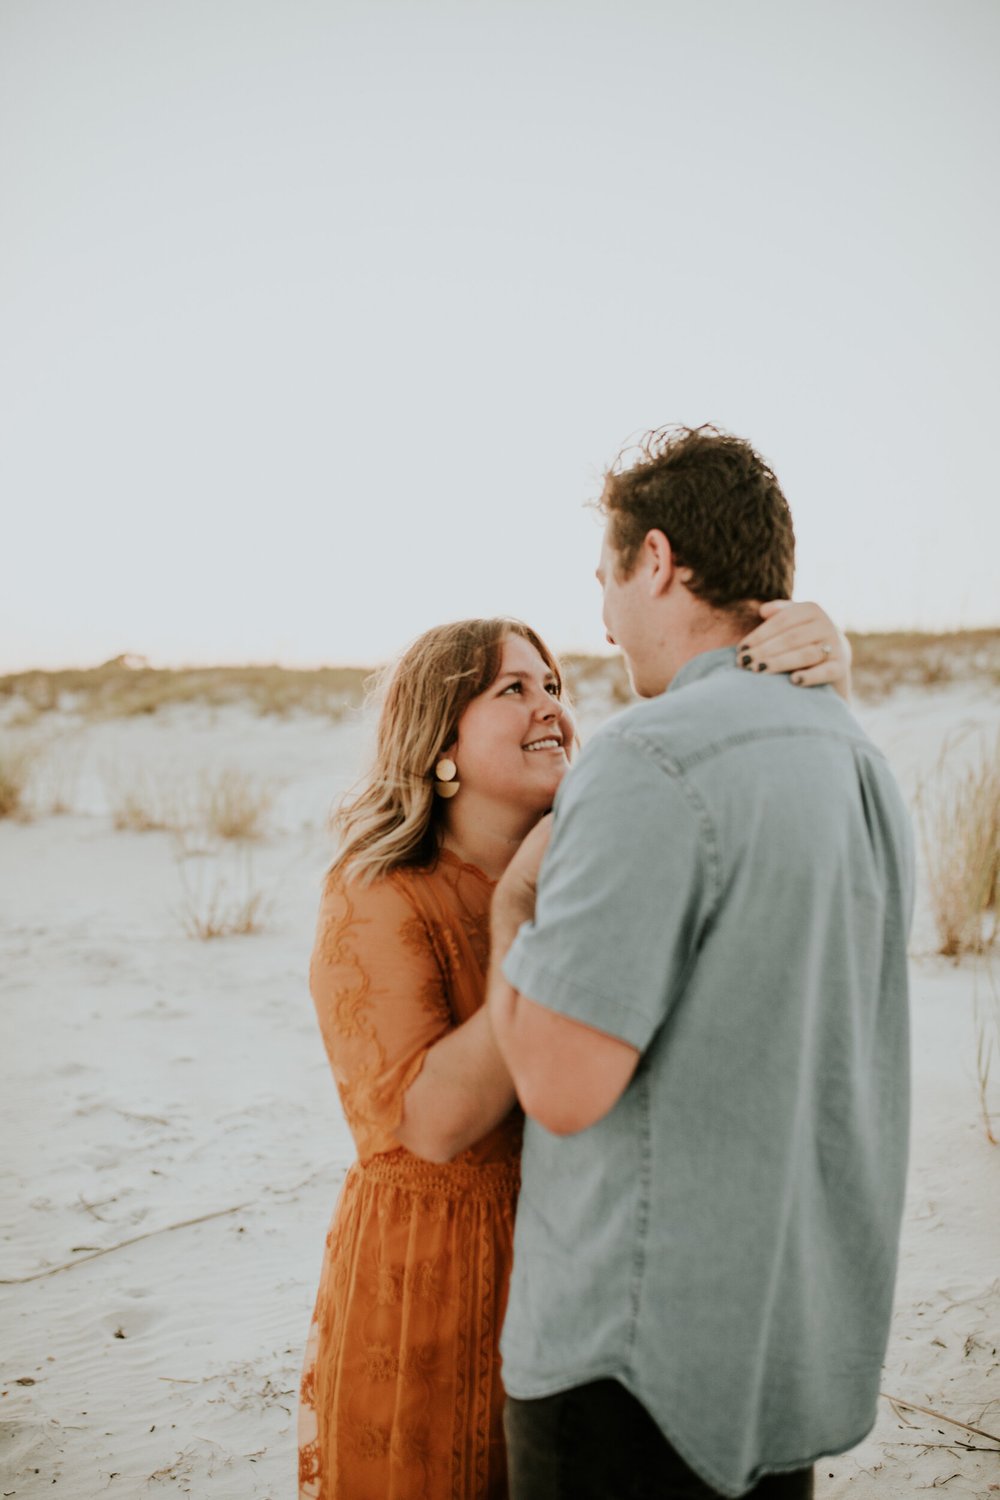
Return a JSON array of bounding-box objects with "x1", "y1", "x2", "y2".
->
[{"x1": 500, "y1": 679, "x2": 560, "y2": 697}]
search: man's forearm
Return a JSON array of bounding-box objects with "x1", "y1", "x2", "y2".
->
[
  {"x1": 487, "y1": 954, "x2": 641, "y2": 1135},
  {"x1": 487, "y1": 867, "x2": 643, "y2": 1134}
]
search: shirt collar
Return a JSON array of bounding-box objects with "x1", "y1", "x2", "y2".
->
[{"x1": 667, "y1": 646, "x2": 739, "y2": 696}]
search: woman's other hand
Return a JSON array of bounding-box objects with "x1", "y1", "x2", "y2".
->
[{"x1": 738, "y1": 601, "x2": 852, "y2": 701}]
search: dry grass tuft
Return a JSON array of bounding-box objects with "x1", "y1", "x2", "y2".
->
[
  {"x1": 918, "y1": 730, "x2": 1000, "y2": 960},
  {"x1": 103, "y1": 763, "x2": 276, "y2": 841},
  {"x1": 177, "y1": 853, "x2": 270, "y2": 939},
  {"x1": 0, "y1": 739, "x2": 35, "y2": 818},
  {"x1": 195, "y1": 768, "x2": 274, "y2": 841},
  {"x1": 104, "y1": 767, "x2": 184, "y2": 833},
  {"x1": 29, "y1": 736, "x2": 84, "y2": 816},
  {"x1": 973, "y1": 961, "x2": 1000, "y2": 1146},
  {"x1": 2, "y1": 699, "x2": 43, "y2": 730},
  {"x1": 0, "y1": 734, "x2": 84, "y2": 819}
]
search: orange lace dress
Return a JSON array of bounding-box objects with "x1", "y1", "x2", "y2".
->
[{"x1": 299, "y1": 850, "x2": 522, "y2": 1500}]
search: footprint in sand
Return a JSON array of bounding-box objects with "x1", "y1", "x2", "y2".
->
[{"x1": 99, "y1": 1291, "x2": 162, "y2": 1342}]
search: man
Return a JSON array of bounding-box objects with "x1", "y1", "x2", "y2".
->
[{"x1": 488, "y1": 425, "x2": 914, "y2": 1500}]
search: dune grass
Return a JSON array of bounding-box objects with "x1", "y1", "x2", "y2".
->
[
  {"x1": 560, "y1": 652, "x2": 634, "y2": 706},
  {"x1": 0, "y1": 658, "x2": 369, "y2": 721},
  {"x1": 104, "y1": 763, "x2": 276, "y2": 842},
  {"x1": 23, "y1": 736, "x2": 84, "y2": 817},
  {"x1": 918, "y1": 730, "x2": 1000, "y2": 961},
  {"x1": 104, "y1": 766, "x2": 183, "y2": 833},
  {"x1": 196, "y1": 768, "x2": 275, "y2": 841},
  {"x1": 176, "y1": 852, "x2": 270, "y2": 939},
  {"x1": 1, "y1": 632, "x2": 997, "y2": 720},
  {"x1": 845, "y1": 628, "x2": 1000, "y2": 700},
  {"x1": 561, "y1": 630, "x2": 1000, "y2": 704},
  {"x1": 972, "y1": 959, "x2": 1000, "y2": 1146},
  {"x1": 0, "y1": 740, "x2": 35, "y2": 818}
]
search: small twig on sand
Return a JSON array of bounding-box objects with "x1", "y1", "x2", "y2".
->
[
  {"x1": 1, "y1": 1165, "x2": 342, "y2": 1284},
  {"x1": 114, "y1": 1108, "x2": 171, "y2": 1127},
  {"x1": 0, "y1": 1203, "x2": 253, "y2": 1284},
  {"x1": 78, "y1": 1192, "x2": 119, "y2": 1221},
  {"x1": 887, "y1": 1397, "x2": 919, "y2": 1428},
  {"x1": 893, "y1": 1441, "x2": 1000, "y2": 1453},
  {"x1": 880, "y1": 1392, "x2": 1000, "y2": 1446}
]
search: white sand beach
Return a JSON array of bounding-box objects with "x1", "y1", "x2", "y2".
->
[{"x1": 2, "y1": 672, "x2": 999, "y2": 1498}]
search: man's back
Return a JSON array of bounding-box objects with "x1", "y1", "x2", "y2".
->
[{"x1": 501, "y1": 648, "x2": 914, "y2": 1497}]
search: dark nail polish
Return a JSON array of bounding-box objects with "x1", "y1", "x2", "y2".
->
[
  {"x1": 741, "y1": 654, "x2": 752, "y2": 668},
  {"x1": 756, "y1": 661, "x2": 767, "y2": 672}
]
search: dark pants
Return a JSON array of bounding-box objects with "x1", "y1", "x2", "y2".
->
[{"x1": 505, "y1": 1379, "x2": 814, "y2": 1500}]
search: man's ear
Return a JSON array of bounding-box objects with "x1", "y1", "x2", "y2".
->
[
  {"x1": 643, "y1": 529, "x2": 682, "y2": 597},
  {"x1": 641, "y1": 528, "x2": 695, "y2": 597}
]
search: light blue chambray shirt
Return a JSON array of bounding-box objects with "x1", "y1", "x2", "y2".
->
[{"x1": 501, "y1": 648, "x2": 914, "y2": 1498}]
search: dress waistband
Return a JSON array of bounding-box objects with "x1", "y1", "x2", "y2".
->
[{"x1": 355, "y1": 1149, "x2": 520, "y2": 1200}]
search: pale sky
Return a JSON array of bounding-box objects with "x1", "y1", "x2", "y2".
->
[{"x1": 2, "y1": 0, "x2": 998, "y2": 672}]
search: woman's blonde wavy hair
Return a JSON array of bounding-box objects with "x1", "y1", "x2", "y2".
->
[{"x1": 330, "y1": 618, "x2": 564, "y2": 884}]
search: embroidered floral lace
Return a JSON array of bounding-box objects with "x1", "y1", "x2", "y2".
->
[{"x1": 299, "y1": 851, "x2": 522, "y2": 1499}]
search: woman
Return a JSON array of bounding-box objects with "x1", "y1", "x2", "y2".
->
[{"x1": 299, "y1": 607, "x2": 849, "y2": 1500}]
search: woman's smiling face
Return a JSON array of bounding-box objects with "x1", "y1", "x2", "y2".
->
[{"x1": 450, "y1": 633, "x2": 574, "y2": 816}]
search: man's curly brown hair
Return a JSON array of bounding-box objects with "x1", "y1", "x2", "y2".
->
[{"x1": 599, "y1": 425, "x2": 795, "y2": 618}]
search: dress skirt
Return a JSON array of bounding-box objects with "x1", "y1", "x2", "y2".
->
[{"x1": 299, "y1": 1148, "x2": 520, "y2": 1500}]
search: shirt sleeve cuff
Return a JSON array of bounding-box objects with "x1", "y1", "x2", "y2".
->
[{"x1": 502, "y1": 933, "x2": 655, "y2": 1052}]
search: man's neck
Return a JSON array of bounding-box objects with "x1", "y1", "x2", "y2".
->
[{"x1": 647, "y1": 612, "x2": 745, "y2": 696}]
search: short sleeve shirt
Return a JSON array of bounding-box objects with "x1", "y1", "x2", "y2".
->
[{"x1": 501, "y1": 648, "x2": 914, "y2": 1497}]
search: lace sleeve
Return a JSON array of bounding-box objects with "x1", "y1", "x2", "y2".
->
[{"x1": 308, "y1": 869, "x2": 452, "y2": 1159}]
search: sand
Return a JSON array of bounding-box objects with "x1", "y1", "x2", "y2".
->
[{"x1": 1, "y1": 681, "x2": 999, "y2": 1498}]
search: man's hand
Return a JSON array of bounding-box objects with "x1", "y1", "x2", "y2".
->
[
  {"x1": 487, "y1": 810, "x2": 641, "y2": 1134},
  {"x1": 492, "y1": 814, "x2": 553, "y2": 958}
]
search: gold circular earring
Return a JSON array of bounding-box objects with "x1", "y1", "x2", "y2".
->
[{"x1": 434, "y1": 758, "x2": 460, "y2": 799}]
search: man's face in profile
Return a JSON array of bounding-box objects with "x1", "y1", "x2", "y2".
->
[{"x1": 596, "y1": 526, "x2": 652, "y2": 696}]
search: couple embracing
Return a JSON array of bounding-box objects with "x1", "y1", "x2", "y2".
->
[{"x1": 298, "y1": 425, "x2": 913, "y2": 1500}]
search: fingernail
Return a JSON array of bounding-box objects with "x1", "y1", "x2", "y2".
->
[
  {"x1": 740, "y1": 653, "x2": 753, "y2": 668},
  {"x1": 791, "y1": 673, "x2": 803, "y2": 685},
  {"x1": 756, "y1": 661, "x2": 767, "y2": 672}
]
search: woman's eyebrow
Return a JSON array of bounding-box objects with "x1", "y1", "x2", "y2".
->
[{"x1": 493, "y1": 670, "x2": 558, "y2": 685}]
